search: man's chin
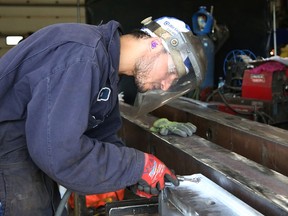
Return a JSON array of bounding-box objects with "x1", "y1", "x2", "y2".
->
[
  {"x1": 137, "y1": 88, "x2": 148, "y2": 93},
  {"x1": 135, "y1": 84, "x2": 148, "y2": 93}
]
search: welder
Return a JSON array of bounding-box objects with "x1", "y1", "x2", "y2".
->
[{"x1": 0, "y1": 16, "x2": 206, "y2": 215}]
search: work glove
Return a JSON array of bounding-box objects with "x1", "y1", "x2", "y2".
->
[
  {"x1": 118, "y1": 91, "x2": 124, "y2": 102},
  {"x1": 150, "y1": 118, "x2": 197, "y2": 137},
  {"x1": 130, "y1": 153, "x2": 179, "y2": 199}
]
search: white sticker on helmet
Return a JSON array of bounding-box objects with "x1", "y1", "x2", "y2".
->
[{"x1": 155, "y1": 17, "x2": 191, "y2": 35}]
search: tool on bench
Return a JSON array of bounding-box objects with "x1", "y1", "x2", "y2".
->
[{"x1": 177, "y1": 175, "x2": 201, "y2": 183}]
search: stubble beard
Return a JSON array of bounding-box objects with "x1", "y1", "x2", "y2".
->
[
  {"x1": 133, "y1": 49, "x2": 166, "y2": 93},
  {"x1": 133, "y1": 56, "x2": 154, "y2": 93}
]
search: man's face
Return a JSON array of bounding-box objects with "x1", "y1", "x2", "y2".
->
[{"x1": 134, "y1": 49, "x2": 179, "y2": 93}]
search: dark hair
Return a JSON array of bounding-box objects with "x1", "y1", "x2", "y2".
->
[{"x1": 129, "y1": 29, "x2": 150, "y2": 39}]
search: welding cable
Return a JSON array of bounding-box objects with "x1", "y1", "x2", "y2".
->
[
  {"x1": 225, "y1": 77, "x2": 243, "y2": 92},
  {"x1": 255, "y1": 110, "x2": 274, "y2": 124},
  {"x1": 256, "y1": 110, "x2": 268, "y2": 124},
  {"x1": 261, "y1": 111, "x2": 274, "y2": 124},
  {"x1": 191, "y1": 87, "x2": 200, "y2": 100},
  {"x1": 55, "y1": 189, "x2": 72, "y2": 216},
  {"x1": 217, "y1": 89, "x2": 274, "y2": 124},
  {"x1": 254, "y1": 110, "x2": 267, "y2": 124},
  {"x1": 206, "y1": 86, "x2": 274, "y2": 124},
  {"x1": 217, "y1": 89, "x2": 254, "y2": 117},
  {"x1": 218, "y1": 90, "x2": 252, "y2": 116},
  {"x1": 206, "y1": 88, "x2": 218, "y2": 102}
]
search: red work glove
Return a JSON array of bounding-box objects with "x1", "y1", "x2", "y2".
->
[{"x1": 131, "y1": 153, "x2": 179, "y2": 198}]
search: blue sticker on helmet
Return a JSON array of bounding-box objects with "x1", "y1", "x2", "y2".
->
[
  {"x1": 184, "y1": 57, "x2": 192, "y2": 72},
  {"x1": 97, "y1": 87, "x2": 111, "y2": 101}
]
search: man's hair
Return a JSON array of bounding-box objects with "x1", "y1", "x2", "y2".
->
[{"x1": 129, "y1": 29, "x2": 150, "y2": 39}]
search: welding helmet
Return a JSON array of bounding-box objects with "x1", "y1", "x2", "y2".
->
[{"x1": 133, "y1": 16, "x2": 207, "y2": 116}]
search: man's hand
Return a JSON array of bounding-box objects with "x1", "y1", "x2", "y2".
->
[
  {"x1": 130, "y1": 153, "x2": 179, "y2": 198},
  {"x1": 150, "y1": 118, "x2": 197, "y2": 137}
]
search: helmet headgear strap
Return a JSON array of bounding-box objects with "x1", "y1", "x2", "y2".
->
[{"x1": 141, "y1": 17, "x2": 187, "y2": 78}]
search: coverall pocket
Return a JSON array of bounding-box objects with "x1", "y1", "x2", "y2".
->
[{"x1": 0, "y1": 162, "x2": 52, "y2": 216}]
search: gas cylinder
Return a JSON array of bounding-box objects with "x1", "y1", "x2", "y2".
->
[
  {"x1": 192, "y1": 6, "x2": 215, "y2": 89},
  {"x1": 192, "y1": 6, "x2": 214, "y2": 35}
]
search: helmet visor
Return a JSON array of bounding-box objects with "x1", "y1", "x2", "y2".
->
[
  {"x1": 133, "y1": 72, "x2": 195, "y2": 117},
  {"x1": 131, "y1": 16, "x2": 207, "y2": 117}
]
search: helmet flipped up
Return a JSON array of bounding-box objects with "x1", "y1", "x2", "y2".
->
[{"x1": 133, "y1": 16, "x2": 207, "y2": 116}]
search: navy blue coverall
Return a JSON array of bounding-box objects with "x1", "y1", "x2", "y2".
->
[{"x1": 0, "y1": 21, "x2": 144, "y2": 215}]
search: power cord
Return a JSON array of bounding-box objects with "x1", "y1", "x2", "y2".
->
[{"x1": 55, "y1": 190, "x2": 72, "y2": 216}]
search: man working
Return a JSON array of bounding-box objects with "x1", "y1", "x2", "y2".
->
[{"x1": 0, "y1": 16, "x2": 206, "y2": 215}]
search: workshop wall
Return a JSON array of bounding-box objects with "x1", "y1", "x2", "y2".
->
[{"x1": 85, "y1": 0, "x2": 270, "y2": 87}]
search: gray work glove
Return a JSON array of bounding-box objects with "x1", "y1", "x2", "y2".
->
[
  {"x1": 150, "y1": 118, "x2": 197, "y2": 137},
  {"x1": 118, "y1": 91, "x2": 124, "y2": 102}
]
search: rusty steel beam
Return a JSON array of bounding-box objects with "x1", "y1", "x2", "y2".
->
[
  {"x1": 119, "y1": 102, "x2": 288, "y2": 215},
  {"x1": 150, "y1": 97, "x2": 288, "y2": 177}
]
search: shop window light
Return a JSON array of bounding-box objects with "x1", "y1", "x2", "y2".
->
[{"x1": 6, "y1": 36, "x2": 23, "y2": 45}]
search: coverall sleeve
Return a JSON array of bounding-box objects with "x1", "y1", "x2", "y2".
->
[
  {"x1": 25, "y1": 60, "x2": 144, "y2": 194},
  {"x1": 85, "y1": 103, "x2": 125, "y2": 148}
]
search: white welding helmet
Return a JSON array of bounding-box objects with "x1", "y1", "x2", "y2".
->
[{"x1": 133, "y1": 16, "x2": 207, "y2": 116}]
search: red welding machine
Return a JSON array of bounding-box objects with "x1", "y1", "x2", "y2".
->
[
  {"x1": 242, "y1": 61, "x2": 288, "y2": 101},
  {"x1": 211, "y1": 60, "x2": 288, "y2": 125}
]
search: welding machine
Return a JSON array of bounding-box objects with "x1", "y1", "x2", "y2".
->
[
  {"x1": 242, "y1": 65, "x2": 288, "y2": 101},
  {"x1": 241, "y1": 61, "x2": 288, "y2": 124},
  {"x1": 210, "y1": 58, "x2": 288, "y2": 126}
]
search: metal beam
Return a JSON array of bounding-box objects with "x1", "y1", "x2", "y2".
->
[
  {"x1": 119, "y1": 102, "x2": 288, "y2": 215},
  {"x1": 151, "y1": 97, "x2": 288, "y2": 177}
]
